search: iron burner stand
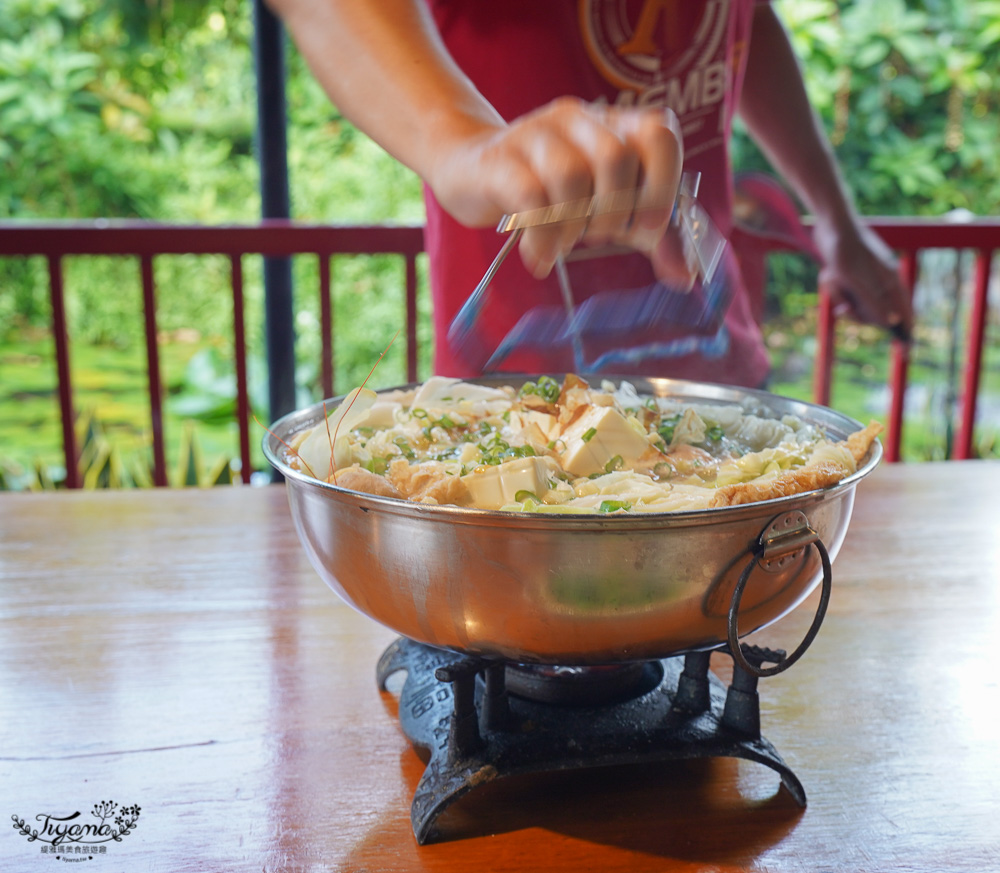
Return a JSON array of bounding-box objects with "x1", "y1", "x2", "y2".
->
[{"x1": 377, "y1": 637, "x2": 805, "y2": 845}]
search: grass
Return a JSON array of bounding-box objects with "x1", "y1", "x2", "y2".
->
[
  {"x1": 768, "y1": 317, "x2": 1000, "y2": 461},
  {"x1": 0, "y1": 247, "x2": 436, "y2": 488},
  {"x1": 0, "y1": 331, "x2": 246, "y2": 485}
]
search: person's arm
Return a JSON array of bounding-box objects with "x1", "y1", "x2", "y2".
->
[
  {"x1": 266, "y1": 0, "x2": 683, "y2": 276},
  {"x1": 738, "y1": 4, "x2": 913, "y2": 337}
]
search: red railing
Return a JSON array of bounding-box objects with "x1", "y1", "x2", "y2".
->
[
  {"x1": 1, "y1": 217, "x2": 997, "y2": 486},
  {"x1": 812, "y1": 219, "x2": 999, "y2": 462},
  {"x1": 0, "y1": 221, "x2": 424, "y2": 487}
]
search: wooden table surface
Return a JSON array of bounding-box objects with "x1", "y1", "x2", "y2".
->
[{"x1": 2, "y1": 462, "x2": 999, "y2": 872}]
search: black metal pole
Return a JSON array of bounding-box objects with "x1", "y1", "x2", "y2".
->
[{"x1": 252, "y1": 0, "x2": 297, "y2": 439}]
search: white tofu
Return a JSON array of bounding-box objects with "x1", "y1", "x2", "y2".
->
[
  {"x1": 558, "y1": 406, "x2": 649, "y2": 478},
  {"x1": 461, "y1": 456, "x2": 561, "y2": 510},
  {"x1": 508, "y1": 409, "x2": 559, "y2": 441},
  {"x1": 518, "y1": 421, "x2": 551, "y2": 452},
  {"x1": 410, "y1": 376, "x2": 511, "y2": 419},
  {"x1": 412, "y1": 376, "x2": 508, "y2": 406}
]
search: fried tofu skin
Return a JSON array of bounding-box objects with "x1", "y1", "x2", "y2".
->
[
  {"x1": 709, "y1": 462, "x2": 846, "y2": 508},
  {"x1": 709, "y1": 421, "x2": 882, "y2": 508},
  {"x1": 330, "y1": 466, "x2": 403, "y2": 499},
  {"x1": 388, "y1": 459, "x2": 472, "y2": 505},
  {"x1": 846, "y1": 420, "x2": 884, "y2": 464}
]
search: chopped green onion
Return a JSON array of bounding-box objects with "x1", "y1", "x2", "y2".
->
[
  {"x1": 518, "y1": 375, "x2": 560, "y2": 403},
  {"x1": 598, "y1": 500, "x2": 632, "y2": 513},
  {"x1": 412, "y1": 408, "x2": 429, "y2": 420},
  {"x1": 478, "y1": 432, "x2": 536, "y2": 466},
  {"x1": 657, "y1": 413, "x2": 681, "y2": 445},
  {"x1": 392, "y1": 436, "x2": 415, "y2": 459},
  {"x1": 582, "y1": 427, "x2": 598, "y2": 443},
  {"x1": 514, "y1": 490, "x2": 540, "y2": 504},
  {"x1": 536, "y1": 375, "x2": 561, "y2": 402},
  {"x1": 365, "y1": 457, "x2": 389, "y2": 475}
]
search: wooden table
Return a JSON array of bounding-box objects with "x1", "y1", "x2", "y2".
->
[{"x1": 2, "y1": 462, "x2": 999, "y2": 872}]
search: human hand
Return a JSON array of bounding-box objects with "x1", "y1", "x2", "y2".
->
[
  {"x1": 426, "y1": 97, "x2": 684, "y2": 278},
  {"x1": 812, "y1": 215, "x2": 914, "y2": 341}
]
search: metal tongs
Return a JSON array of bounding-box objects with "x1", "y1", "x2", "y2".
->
[{"x1": 447, "y1": 172, "x2": 727, "y2": 370}]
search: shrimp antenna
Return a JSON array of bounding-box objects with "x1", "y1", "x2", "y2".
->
[
  {"x1": 329, "y1": 329, "x2": 401, "y2": 480},
  {"x1": 253, "y1": 414, "x2": 319, "y2": 481},
  {"x1": 323, "y1": 400, "x2": 335, "y2": 481}
]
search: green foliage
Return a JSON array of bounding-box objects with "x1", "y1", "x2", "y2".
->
[
  {"x1": 757, "y1": 0, "x2": 1000, "y2": 215},
  {"x1": 1, "y1": 0, "x2": 998, "y2": 478},
  {"x1": 7, "y1": 0, "x2": 993, "y2": 344},
  {"x1": 0, "y1": 406, "x2": 235, "y2": 491},
  {"x1": 0, "y1": 0, "x2": 423, "y2": 355},
  {"x1": 1, "y1": 0, "x2": 160, "y2": 217}
]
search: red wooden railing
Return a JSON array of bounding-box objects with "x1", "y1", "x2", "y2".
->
[
  {"x1": 0, "y1": 221, "x2": 424, "y2": 486},
  {"x1": 1, "y1": 217, "x2": 997, "y2": 486},
  {"x1": 812, "y1": 220, "x2": 999, "y2": 462}
]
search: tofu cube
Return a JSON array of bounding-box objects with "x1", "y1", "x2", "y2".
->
[
  {"x1": 508, "y1": 409, "x2": 558, "y2": 441},
  {"x1": 558, "y1": 406, "x2": 649, "y2": 478},
  {"x1": 461, "y1": 456, "x2": 560, "y2": 510}
]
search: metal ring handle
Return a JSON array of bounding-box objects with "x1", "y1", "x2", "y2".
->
[{"x1": 727, "y1": 528, "x2": 833, "y2": 678}]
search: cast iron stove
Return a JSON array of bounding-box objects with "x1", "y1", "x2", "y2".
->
[{"x1": 378, "y1": 637, "x2": 807, "y2": 845}]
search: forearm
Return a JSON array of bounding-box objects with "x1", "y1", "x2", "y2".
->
[
  {"x1": 738, "y1": 5, "x2": 857, "y2": 228},
  {"x1": 739, "y1": 5, "x2": 912, "y2": 334},
  {"x1": 266, "y1": 0, "x2": 683, "y2": 274},
  {"x1": 264, "y1": 0, "x2": 502, "y2": 182}
]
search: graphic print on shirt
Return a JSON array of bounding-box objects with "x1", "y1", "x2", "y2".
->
[
  {"x1": 579, "y1": 0, "x2": 742, "y2": 158},
  {"x1": 424, "y1": 0, "x2": 770, "y2": 386}
]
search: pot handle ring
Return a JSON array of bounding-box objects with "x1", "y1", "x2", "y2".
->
[{"x1": 727, "y1": 510, "x2": 833, "y2": 678}]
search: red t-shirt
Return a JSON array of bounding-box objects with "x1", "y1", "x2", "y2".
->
[{"x1": 423, "y1": 0, "x2": 771, "y2": 388}]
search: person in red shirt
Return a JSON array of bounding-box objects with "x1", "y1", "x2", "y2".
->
[{"x1": 267, "y1": 0, "x2": 912, "y2": 386}]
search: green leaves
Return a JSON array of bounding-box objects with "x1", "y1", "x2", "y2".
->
[{"x1": 767, "y1": 0, "x2": 1000, "y2": 216}]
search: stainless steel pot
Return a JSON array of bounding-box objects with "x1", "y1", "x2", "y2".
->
[{"x1": 264, "y1": 376, "x2": 881, "y2": 665}]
